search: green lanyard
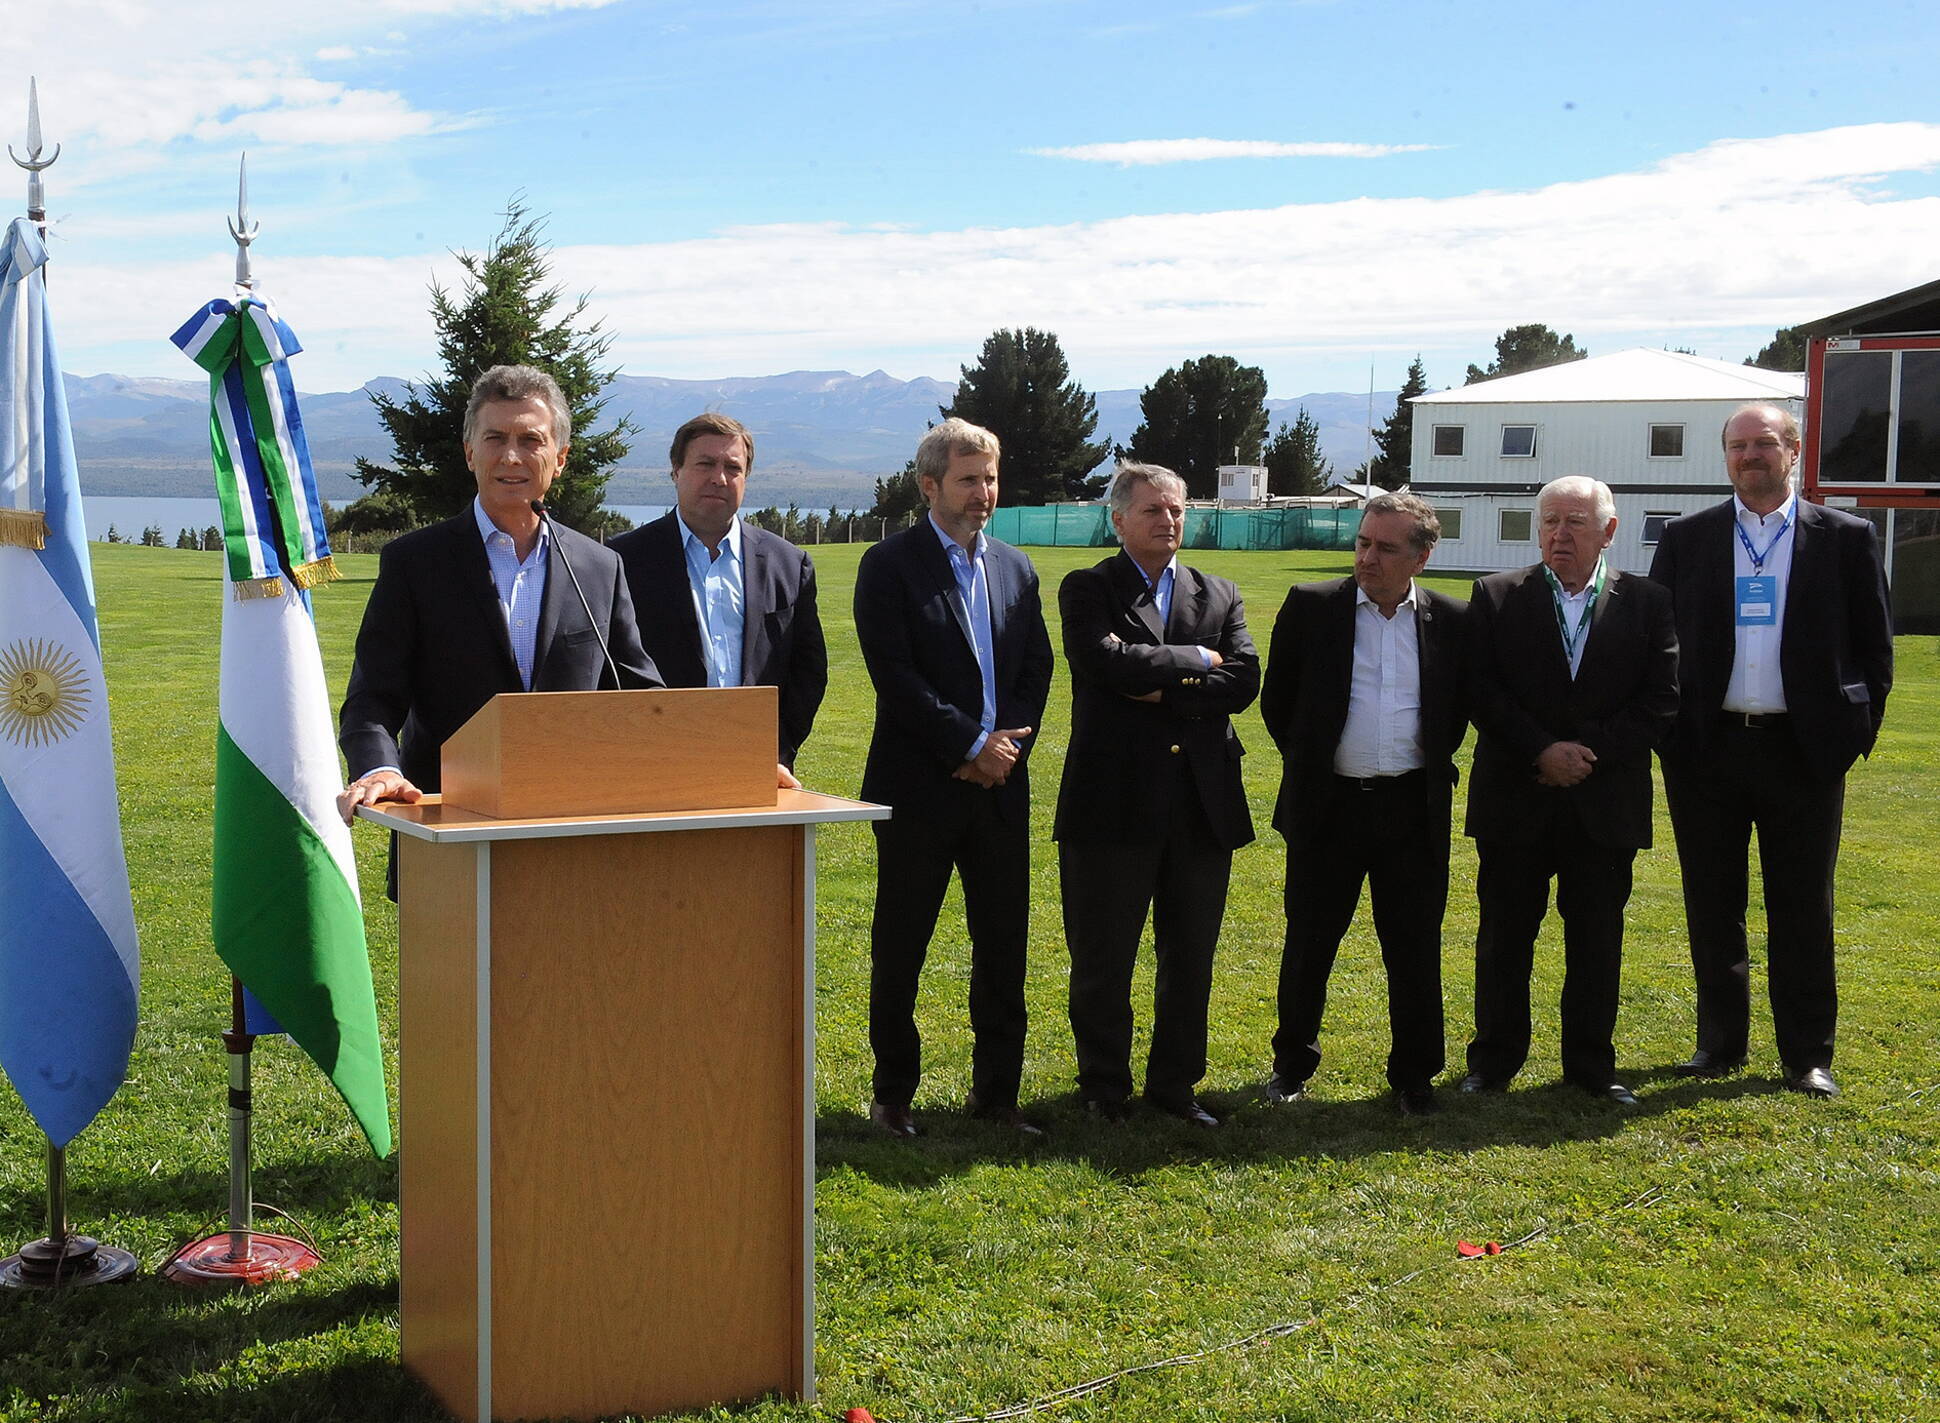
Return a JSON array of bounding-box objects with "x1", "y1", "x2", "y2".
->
[{"x1": 1543, "y1": 557, "x2": 1606, "y2": 666}]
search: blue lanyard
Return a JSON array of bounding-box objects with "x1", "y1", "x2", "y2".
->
[{"x1": 1735, "y1": 507, "x2": 1793, "y2": 575}]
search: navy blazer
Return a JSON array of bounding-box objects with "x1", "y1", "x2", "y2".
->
[
  {"x1": 852, "y1": 522, "x2": 1053, "y2": 822},
  {"x1": 608, "y1": 512, "x2": 829, "y2": 768},
  {"x1": 1053, "y1": 551, "x2": 1259, "y2": 851},
  {"x1": 1464, "y1": 564, "x2": 1678, "y2": 851},
  {"x1": 1260, "y1": 576, "x2": 1469, "y2": 841},
  {"x1": 1648, "y1": 498, "x2": 1892, "y2": 782},
  {"x1": 339, "y1": 513, "x2": 662, "y2": 792}
]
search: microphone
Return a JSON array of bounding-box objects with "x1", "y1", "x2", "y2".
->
[{"x1": 531, "y1": 499, "x2": 622, "y2": 690}]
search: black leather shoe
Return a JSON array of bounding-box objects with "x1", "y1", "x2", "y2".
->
[
  {"x1": 1147, "y1": 1094, "x2": 1220, "y2": 1128},
  {"x1": 868, "y1": 1101, "x2": 920, "y2": 1138},
  {"x1": 1264, "y1": 1073, "x2": 1308, "y2": 1104},
  {"x1": 1577, "y1": 1080, "x2": 1638, "y2": 1107},
  {"x1": 1395, "y1": 1084, "x2": 1439, "y2": 1116},
  {"x1": 1784, "y1": 1066, "x2": 1839, "y2": 1099},
  {"x1": 966, "y1": 1093, "x2": 1047, "y2": 1137},
  {"x1": 1084, "y1": 1096, "x2": 1132, "y2": 1123},
  {"x1": 1673, "y1": 1049, "x2": 1746, "y2": 1078},
  {"x1": 1458, "y1": 1073, "x2": 1506, "y2": 1094}
]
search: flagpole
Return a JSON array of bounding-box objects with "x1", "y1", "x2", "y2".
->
[
  {"x1": 163, "y1": 157, "x2": 326, "y2": 1287},
  {"x1": 0, "y1": 82, "x2": 137, "y2": 1290}
]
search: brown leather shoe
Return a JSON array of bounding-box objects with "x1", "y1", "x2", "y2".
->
[{"x1": 868, "y1": 1100, "x2": 919, "y2": 1138}]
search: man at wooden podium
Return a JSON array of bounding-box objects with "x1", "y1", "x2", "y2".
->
[
  {"x1": 853, "y1": 417, "x2": 1054, "y2": 1138},
  {"x1": 608, "y1": 412, "x2": 828, "y2": 788},
  {"x1": 336, "y1": 364, "x2": 660, "y2": 835}
]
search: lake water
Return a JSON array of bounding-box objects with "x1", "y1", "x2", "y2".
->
[{"x1": 81, "y1": 497, "x2": 677, "y2": 544}]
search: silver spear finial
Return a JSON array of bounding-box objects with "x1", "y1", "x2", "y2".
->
[
  {"x1": 227, "y1": 153, "x2": 260, "y2": 290},
  {"x1": 9, "y1": 78, "x2": 60, "y2": 229}
]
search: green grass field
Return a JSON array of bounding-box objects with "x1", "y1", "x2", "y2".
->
[{"x1": 2, "y1": 541, "x2": 1936, "y2": 1423}]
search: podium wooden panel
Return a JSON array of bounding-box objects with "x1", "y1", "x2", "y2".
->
[{"x1": 368, "y1": 761, "x2": 886, "y2": 1422}]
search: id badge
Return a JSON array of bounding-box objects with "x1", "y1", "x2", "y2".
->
[{"x1": 1736, "y1": 575, "x2": 1777, "y2": 626}]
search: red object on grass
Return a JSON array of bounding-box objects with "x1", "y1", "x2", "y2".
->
[
  {"x1": 1456, "y1": 1239, "x2": 1503, "y2": 1258},
  {"x1": 845, "y1": 1410, "x2": 877, "y2": 1422}
]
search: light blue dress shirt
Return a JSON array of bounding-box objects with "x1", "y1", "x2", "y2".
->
[
  {"x1": 473, "y1": 496, "x2": 548, "y2": 690},
  {"x1": 1132, "y1": 555, "x2": 1214, "y2": 668},
  {"x1": 675, "y1": 511, "x2": 745, "y2": 689},
  {"x1": 929, "y1": 514, "x2": 997, "y2": 760}
]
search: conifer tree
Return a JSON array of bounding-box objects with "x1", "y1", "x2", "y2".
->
[
  {"x1": 1465, "y1": 324, "x2": 1586, "y2": 384},
  {"x1": 351, "y1": 198, "x2": 634, "y2": 533},
  {"x1": 1123, "y1": 355, "x2": 1270, "y2": 499},
  {"x1": 1366, "y1": 356, "x2": 1428, "y2": 490},
  {"x1": 1264, "y1": 407, "x2": 1331, "y2": 496},
  {"x1": 941, "y1": 328, "x2": 1109, "y2": 504}
]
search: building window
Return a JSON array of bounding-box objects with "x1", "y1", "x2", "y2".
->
[
  {"x1": 1641, "y1": 511, "x2": 1679, "y2": 545},
  {"x1": 1500, "y1": 424, "x2": 1537, "y2": 458},
  {"x1": 1499, "y1": 508, "x2": 1532, "y2": 542},
  {"x1": 1649, "y1": 424, "x2": 1685, "y2": 458},
  {"x1": 1434, "y1": 507, "x2": 1463, "y2": 540},
  {"x1": 1432, "y1": 425, "x2": 1465, "y2": 457}
]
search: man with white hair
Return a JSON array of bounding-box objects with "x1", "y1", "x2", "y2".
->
[{"x1": 1459, "y1": 476, "x2": 1678, "y2": 1105}]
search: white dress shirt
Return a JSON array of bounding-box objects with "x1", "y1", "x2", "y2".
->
[
  {"x1": 1723, "y1": 492, "x2": 1797, "y2": 714},
  {"x1": 1334, "y1": 580, "x2": 1425, "y2": 778}
]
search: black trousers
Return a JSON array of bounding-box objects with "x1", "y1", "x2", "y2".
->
[
  {"x1": 1060, "y1": 792, "x2": 1232, "y2": 1107},
  {"x1": 1663, "y1": 719, "x2": 1845, "y2": 1072},
  {"x1": 867, "y1": 787, "x2": 1029, "y2": 1110},
  {"x1": 1273, "y1": 772, "x2": 1449, "y2": 1091},
  {"x1": 1466, "y1": 824, "x2": 1635, "y2": 1087}
]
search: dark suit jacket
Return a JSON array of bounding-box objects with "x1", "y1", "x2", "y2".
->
[
  {"x1": 608, "y1": 512, "x2": 829, "y2": 767},
  {"x1": 1464, "y1": 564, "x2": 1678, "y2": 850},
  {"x1": 1260, "y1": 577, "x2": 1468, "y2": 842},
  {"x1": 339, "y1": 513, "x2": 661, "y2": 792},
  {"x1": 853, "y1": 522, "x2": 1053, "y2": 822},
  {"x1": 1647, "y1": 499, "x2": 1892, "y2": 782},
  {"x1": 1053, "y1": 552, "x2": 1259, "y2": 851}
]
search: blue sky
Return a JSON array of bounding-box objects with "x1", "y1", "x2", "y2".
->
[{"x1": 8, "y1": 0, "x2": 1940, "y2": 396}]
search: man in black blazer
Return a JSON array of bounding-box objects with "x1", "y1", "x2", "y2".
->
[
  {"x1": 1260, "y1": 492, "x2": 1467, "y2": 1115},
  {"x1": 853, "y1": 418, "x2": 1054, "y2": 1138},
  {"x1": 608, "y1": 413, "x2": 828, "y2": 780},
  {"x1": 1055, "y1": 463, "x2": 1259, "y2": 1128},
  {"x1": 337, "y1": 364, "x2": 660, "y2": 831},
  {"x1": 1461, "y1": 476, "x2": 1678, "y2": 1105},
  {"x1": 1648, "y1": 402, "x2": 1893, "y2": 1098}
]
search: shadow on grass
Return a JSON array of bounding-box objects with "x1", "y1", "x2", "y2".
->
[
  {"x1": 1, "y1": 1153, "x2": 397, "y2": 1240},
  {"x1": 813, "y1": 1064, "x2": 1783, "y2": 1187}
]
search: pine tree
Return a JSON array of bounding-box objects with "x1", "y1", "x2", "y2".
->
[
  {"x1": 1366, "y1": 356, "x2": 1429, "y2": 490},
  {"x1": 1465, "y1": 324, "x2": 1586, "y2": 384},
  {"x1": 1263, "y1": 407, "x2": 1331, "y2": 496},
  {"x1": 1746, "y1": 326, "x2": 1806, "y2": 372},
  {"x1": 867, "y1": 461, "x2": 925, "y2": 520},
  {"x1": 941, "y1": 328, "x2": 1110, "y2": 504},
  {"x1": 352, "y1": 198, "x2": 635, "y2": 533},
  {"x1": 1123, "y1": 355, "x2": 1270, "y2": 499}
]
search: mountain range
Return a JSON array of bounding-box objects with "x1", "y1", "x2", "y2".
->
[{"x1": 64, "y1": 369, "x2": 1394, "y2": 509}]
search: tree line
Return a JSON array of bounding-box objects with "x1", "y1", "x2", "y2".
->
[{"x1": 320, "y1": 201, "x2": 1813, "y2": 537}]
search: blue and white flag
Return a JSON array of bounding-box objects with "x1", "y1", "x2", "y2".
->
[{"x1": 0, "y1": 217, "x2": 139, "y2": 1148}]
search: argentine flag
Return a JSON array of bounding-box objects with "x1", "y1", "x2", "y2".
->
[{"x1": 0, "y1": 218, "x2": 139, "y2": 1148}]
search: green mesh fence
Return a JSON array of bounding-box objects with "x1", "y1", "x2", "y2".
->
[{"x1": 986, "y1": 504, "x2": 1360, "y2": 551}]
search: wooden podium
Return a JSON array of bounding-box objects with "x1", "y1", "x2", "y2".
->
[{"x1": 360, "y1": 688, "x2": 888, "y2": 1423}]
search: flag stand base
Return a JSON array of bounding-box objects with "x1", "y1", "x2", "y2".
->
[
  {"x1": 161, "y1": 1231, "x2": 320, "y2": 1287},
  {"x1": 0, "y1": 1234, "x2": 138, "y2": 1290}
]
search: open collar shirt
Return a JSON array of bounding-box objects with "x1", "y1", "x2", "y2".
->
[{"x1": 675, "y1": 510, "x2": 745, "y2": 689}]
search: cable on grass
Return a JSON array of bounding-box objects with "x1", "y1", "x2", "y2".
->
[{"x1": 841, "y1": 1184, "x2": 1675, "y2": 1423}]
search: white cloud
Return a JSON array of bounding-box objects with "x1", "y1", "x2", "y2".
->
[
  {"x1": 45, "y1": 123, "x2": 1940, "y2": 393},
  {"x1": 1032, "y1": 138, "x2": 1442, "y2": 166}
]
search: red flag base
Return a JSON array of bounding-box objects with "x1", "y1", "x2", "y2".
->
[
  {"x1": 162, "y1": 1231, "x2": 321, "y2": 1288},
  {"x1": 0, "y1": 1234, "x2": 139, "y2": 1289}
]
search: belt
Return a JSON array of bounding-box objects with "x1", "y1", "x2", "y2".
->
[
  {"x1": 1333, "y1": 769, "x2": 1426, "y2": 791},
  {"x1": 1720, "y1": 711, "x2": 1788, "y2": 729}
]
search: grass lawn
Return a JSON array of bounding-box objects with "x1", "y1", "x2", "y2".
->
[{"x1": 2, "y1": 540, "x2": 1936, "y2": 1423}]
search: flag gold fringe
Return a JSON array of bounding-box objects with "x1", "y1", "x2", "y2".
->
[
  {"x1": 290, "y1": 556, "x2": 340, "y2": 590},
  {"x1": 0, "y1": 509, "x2": 48, "y2": 550},
  {"x1": 232, "y1": 575, "x2": 287, "y2": 601}
]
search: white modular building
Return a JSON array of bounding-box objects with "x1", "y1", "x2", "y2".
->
[{"x1": 1406, "y1": 348, "x2": 1804, "y2": 575}]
